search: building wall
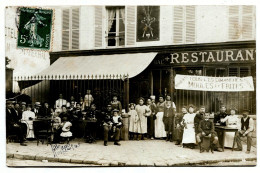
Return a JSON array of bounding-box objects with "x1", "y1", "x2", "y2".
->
[{"x1": 52, "y1": 5, "x2": 255, "y2": 52}]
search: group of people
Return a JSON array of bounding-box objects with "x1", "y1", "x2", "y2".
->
[
  {"x1": 6, "y1": 90, "x2": 123, "y2": 146},
  {"x1": 126, "y1": 95, "x2": 254, "y2": 154},
  {"x1": 6, "y1": 92, "x2": 255, "y2": 153}
]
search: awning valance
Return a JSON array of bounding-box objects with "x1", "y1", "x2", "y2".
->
[{"x1": 19, "y1": 53, "x2": 157, "y2": 80}]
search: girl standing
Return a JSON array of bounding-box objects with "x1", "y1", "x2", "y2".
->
[
  {"x1": 135, "y1": 97, "x2": 151, "y2": 140},
  {"x1": 128, "y1": 103, "x2": 139, "y2": 140},
  {"x1": 182, "y1": 104, "x2": 196, "y2": 149}
]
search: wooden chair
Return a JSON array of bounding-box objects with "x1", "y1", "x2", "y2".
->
[{"x1": 33, "y1": 119, "x2": 53, "y2": 146}]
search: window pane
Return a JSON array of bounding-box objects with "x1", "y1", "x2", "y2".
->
[
  {"x1": 119, "y1": 19, "x2": 125, "y2": 32},
  {"x1": 119, "y1": 32, "x2": 125, "y2": 46},
  {"x1": 108, "y1": 19, "x2": 116, "y2": 32},
  {"x1": 108, "y1": 33, "x2": 116, "y2": 46}
]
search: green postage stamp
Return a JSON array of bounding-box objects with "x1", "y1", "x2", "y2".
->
[{"x1": 17, "y1": 7, "x2": 53, "y2": 50}]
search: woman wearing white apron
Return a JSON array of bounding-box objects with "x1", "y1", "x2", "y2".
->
[
  {"x1": 154, "y1": 96, "x2": 167, "y2": 138},
  {"x1": 21, "y1": 104, "x2": 36, "y2": 139},
  {"x1": 221, "y1": 108, "x2": 240, "y2": 148},
  {"x1": 182, "y1": 105, "x2": 196, "y2": 149}
]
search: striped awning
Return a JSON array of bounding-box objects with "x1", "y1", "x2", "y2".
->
[{"x1": 28, "y1": 52, "x2": 157, "y2": 80}]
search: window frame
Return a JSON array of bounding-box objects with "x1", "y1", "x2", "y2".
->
[{"x1": 105, "y1": 7, "x2": 125, "y2": 48}]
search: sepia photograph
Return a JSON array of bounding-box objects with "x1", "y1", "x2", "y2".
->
[{"x1": 4, "y1": 3, "x2": 257, "y2": 167}]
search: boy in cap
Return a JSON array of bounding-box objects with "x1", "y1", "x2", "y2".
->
[{"x1": 234, "y1": 109, "x2": 254, "y2": 154}]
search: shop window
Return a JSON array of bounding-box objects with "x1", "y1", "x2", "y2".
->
[
  {"x1": 62, "y1": 8, "x2": 80, "y2": 50},
  {"x1": 228, "y1": 6, "x2": 255, "y2": 40},
  {"x1": 173, "y1": 6, "x2": 196, "y2": 44},
  {"x1": 106, "y1": 7, "x2": 125, "y2": 47}
]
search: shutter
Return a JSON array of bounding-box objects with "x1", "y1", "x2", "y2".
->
[
  {"x1": 185, "y1": 6, "x2": 195, "y2": 43},
  {"x1": 242, "y1": 6, "x2": 253, "y2": 39},
  {"x1": 126, "y1": 6, "x2": 136, "y2": 45},
  {"x1": 62, "y1": 9, "x2": 70, "y2": 50},
  {"x1": 228, "y1": 6, "x2": 240, "y2": 40},
  {"x1": 72, "y1": 8, "x2": 79, "y2": 49},
  {"x1": 94, "y1": 6, "x2": 103, "y2": 47},
  {"x1": 228, "y1": 67, "x2": 238, "y2": 77},
  {"x1": 240, "y1": 67, "x2": 250, "y2": 77},
  {"x1": 173, "y1": 6, "x2": 183, "y2": 44}
]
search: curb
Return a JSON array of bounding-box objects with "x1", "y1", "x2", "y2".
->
[{"x1": 6, "y1": 152, "x2": 257, "y2": 166}]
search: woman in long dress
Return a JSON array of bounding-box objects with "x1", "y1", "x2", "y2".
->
[
  {"x1": 21, "y1": 104, "x2": 36, "y2": 139},
  {"x1": 135, "y1": 97, "x2": 151, "y2": 140},
  {"x1": 154, "y1": 96, "x2": 167, "y2": 138},
  {"x1": 221, "y1": 108, "x2": 240, "y2": 148},
  {"x1": 182, "y1": 104, "x2": 196, "y2": 149}
]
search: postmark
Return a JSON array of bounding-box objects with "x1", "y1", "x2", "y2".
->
[{"x1": 17, "y1": 7, "x2": 53, "y2": 50}]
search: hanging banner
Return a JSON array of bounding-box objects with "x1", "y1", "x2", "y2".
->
[{"x1": 175, "y1": 74, "x2": 254, "y2": 92}]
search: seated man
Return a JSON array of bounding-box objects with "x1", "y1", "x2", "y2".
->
[
  {"x1": 196, "y1": 113, "x2": 218, "y2": 153},
  {"x1": 234, "y1": 109, "x2": 254, "y2": 154},
  {"x1": 103, "y1": 108, "x2": 122, "y2": 146},
  {"x1": 6, "y1": 101, "x2": 27, "y2": 146}
]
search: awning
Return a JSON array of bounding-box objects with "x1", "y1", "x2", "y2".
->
[{"x1": 33, "y1": 52, "x2": 157, "y2": 80}]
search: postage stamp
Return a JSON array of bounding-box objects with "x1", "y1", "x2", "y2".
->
[{"x1": 17, "y1": 7, "x2": 53, "y2": 50}]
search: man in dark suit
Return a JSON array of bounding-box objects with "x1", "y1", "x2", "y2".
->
[
  {"x1": 39, "y1": 102, "x2": 52, "y2": 118},
  {"x1": 6, "y1": 101, "x2": 27, "y2": 146}
]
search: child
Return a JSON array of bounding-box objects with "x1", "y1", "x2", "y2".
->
[
  {"x1": 84, "y1": 90, "x2": 94, "y2": 109},
  {"x1": 196, "y1": 113, "x2": 218, "y2": 153},
  {"x1": 111, "y1": 109, "x2": 122, "y2": 145},
  {"x1": 163, "y1": 101, "x2": 175, "y2": 142},
  {"x1": 128, "y1": 103, "x2": 139, "y2": 140},
  {"x1": 60, "y1": 117, "x2": 73, "y2": 143},
  {"x1": 52, "y1": 115, "x2": 62, "y2": 143}
]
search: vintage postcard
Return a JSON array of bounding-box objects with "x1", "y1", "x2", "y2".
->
[{"x1": 5, "y1": 4, "x2": 257, "y2": 167}]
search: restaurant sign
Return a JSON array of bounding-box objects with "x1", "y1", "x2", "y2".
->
[
  {"x1": 175, "y1": 74, "x2": 254, "y2": 92},
  {"x1": 153, "y1": 49, "x2": 256, "y2": 65}
]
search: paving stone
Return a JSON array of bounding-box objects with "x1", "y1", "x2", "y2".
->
[
  {"x1": 45, "y1": 156, "x2": 59, "y2": 162},
  {"x1": 58, "y1": 157, "x2": 71, "y2": 163},
  {"x1": 6, "y1": 153, "x2": 14, "y2": 158},
  {"x1": 71, "y1": 159, "x2": 83, "y2": 164},
  {"x1": 13, "y1": 154, "x2": 24, "y2": 159},
  {"x1": 23, "y1": 154, "x2": 36, "y2": 160}
]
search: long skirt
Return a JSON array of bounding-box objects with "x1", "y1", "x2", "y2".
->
[
  {"x1": 224, "y1": 125, "x2": 237, "y2": 148},
  {"x1": 182, "y1": 124, "x2": 196, "y2": 144},
  {"x1": 23, "y1": 121, "x2": 35, "y2": 139},
  {"x1": 154, "y1": 112, "x2": 166, "y2": 138}
]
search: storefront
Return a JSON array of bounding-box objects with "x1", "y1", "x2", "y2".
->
[
  {"x1": 16, "y1": 40, "x2": 256, "y2": 114},
  {"x1": 129, "y1": 41, "x2": 256, "y2": 114}
]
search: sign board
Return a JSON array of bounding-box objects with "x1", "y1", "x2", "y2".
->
[
  {"x1": 175, "y1": 74, "x2": 254, "y2": 92},
  {"x1": 153, "y1": 49, "x2": 256, "y2": 65}
]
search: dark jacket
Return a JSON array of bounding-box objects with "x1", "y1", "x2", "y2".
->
[
  {"x1": 198, "y1": 119, "x2": 215, "y2": 135},
  {"x1": 194, "y1": 112, "x2": 204, "y2": 133},
  {"x1": 214, "y1": 112, "x2": 228, "y2": 126},
  {"x1": 39, "y1": 107, "x2": 52, "y2": 118},
  {"x1": 6, "y1": 108, "x2": 21, "y2": 130}
]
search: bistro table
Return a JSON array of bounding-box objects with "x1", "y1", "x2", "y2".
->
[{"x1": 215, "y1": 125, "x2": 238, "y2": 151}]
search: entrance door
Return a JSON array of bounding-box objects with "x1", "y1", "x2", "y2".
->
[{"x1": 151, "y1": 69, "x2": 171, "y2": 98}]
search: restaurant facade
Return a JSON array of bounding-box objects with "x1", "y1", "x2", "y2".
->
[{"x1": 10, "y1": 5, "x2": 256, "y2": 114}]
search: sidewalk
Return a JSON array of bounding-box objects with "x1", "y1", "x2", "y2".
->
[{"x1": 6, "y1": 139, "x2": 257, "y2": 166}]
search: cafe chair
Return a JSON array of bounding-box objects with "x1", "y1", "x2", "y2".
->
[{"x1": 33, "y1": 119, "x2": 53, "y2": 146}]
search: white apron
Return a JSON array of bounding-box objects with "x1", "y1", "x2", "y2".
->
[
  {"x1": 154, "y1": 112, "x2": 166, "y2": 138},
  {"x1": 182, "y1": 113, "x2": 196, "y2": 144}
]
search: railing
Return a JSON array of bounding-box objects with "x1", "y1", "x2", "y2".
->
[{"x1": 11, "y1": 74, "x2": 129, "y2": 110}]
